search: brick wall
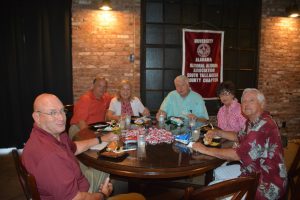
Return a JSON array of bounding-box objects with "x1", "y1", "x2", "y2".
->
[
  {"x1": 259, "y1": 1, "x2": 300, "y2": 136},
  {"x1": 260, "y1": 0, "x2": 300, "y2": 136},
  {"x1": 72, "y1": 0, "x2": 140, "y2": 100},
  {"x1": 72, "y1": 0, "x2": 300, "y2": 136}
]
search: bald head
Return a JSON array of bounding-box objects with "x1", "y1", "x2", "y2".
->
[
  {"x1": 32, "y1": 93, "x2": 66, "y2": 136},
  {"x1": 33, "y1": 93, "x2": 62, "y2": 112}
]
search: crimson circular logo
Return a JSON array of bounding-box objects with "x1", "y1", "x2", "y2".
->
[{"x1": 197, "y1": 43, "x2": 211, "y2": 58}]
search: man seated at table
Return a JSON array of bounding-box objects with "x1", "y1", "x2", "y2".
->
[
  {"x1": 69, "y1": 76, "x2": 113, "y2": 139},
  {"x1": 192, "y1": 88, "x2": 287, "y2": 199},
  {"x1": 156, "y1": 75, "x2": 209, "y2": 123},
  {"x1": 22, "y1": 93, "x2": 145, "y2": 200}
]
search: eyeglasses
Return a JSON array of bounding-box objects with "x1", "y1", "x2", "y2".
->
[
  {"x1": 36, "y1": 109, "x2": 67, "y2": 117},
  {"x1": 219, "y1": 90, "x2": 232, "y2": 96}
]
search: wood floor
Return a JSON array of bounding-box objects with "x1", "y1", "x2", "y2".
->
[{"x1": 0, "y1": 148, "x2": 25, "y2": 200}]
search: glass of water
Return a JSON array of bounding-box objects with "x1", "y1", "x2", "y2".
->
[
  {"x1": 119, "y1": 115, "x2": 126, "y2": 130},
  {"x1": 189, "y1": 117, "x2": 196, "y2": 129},
  {"x1": 125, "y1": 115, "x2": 131, "y2": 129},
  {"x1": 137, "y1": 132, "x2": 146, "y2": 148}
]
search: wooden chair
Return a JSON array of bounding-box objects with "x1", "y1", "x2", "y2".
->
[
  {"x1": 64, "y1": 104, "x2": 74, "y2": 132},
  {"x1": 12, "y1": 149, "x2": 41, "y2": 200},
  {"x1": 287, "y1": 142, "x2": 300, "y2": 200},
  {"x1": 184, "y1": 173, "x2": 260, "y2": 200}
]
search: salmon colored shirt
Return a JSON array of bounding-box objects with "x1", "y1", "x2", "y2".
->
[{"x1": 70, "y1": 90, "x2": 112, "y2": 125}]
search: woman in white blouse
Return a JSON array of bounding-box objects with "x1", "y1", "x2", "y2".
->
[{"x1": 106, "y1": 80, "x2": 150, "y2": 121}]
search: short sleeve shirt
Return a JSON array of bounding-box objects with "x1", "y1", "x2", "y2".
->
[
  {"x1": 217, "y1": 99, "x2": 246, "y2": 132},
  {"x1": 159, "y1": 90, "x2": 209, "y2": 120},
  {"x1": 108, "y1": 97, "x2": 145, "y2": 116},
  {"x1": 234, "y1": 113, "x2": 287, "y2": 200},
  {"x1": 22, "y1": 125, "x2": 89, "y2": 200},
  {"x1": 70, "y1": 90, "x2": 112, "y2": 125}
]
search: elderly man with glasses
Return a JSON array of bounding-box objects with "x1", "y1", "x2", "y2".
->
[{"x1": 22, "y1": 93, "x2": 145, "y2": 200}]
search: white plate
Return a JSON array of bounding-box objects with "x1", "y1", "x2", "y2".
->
[
  {"x1": 90, "y1": 142, "x2": 108, "y2": 151},
  {"x1": 103, "y1": 126, "x2": 113, "y2": 131},
  {"x1": 93, "y1": 124, "x2": 108, "y2": 128}
]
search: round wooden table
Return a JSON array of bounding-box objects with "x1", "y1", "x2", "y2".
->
[{"x1": 76, "y1": 127, "x2": 228, "y2": 180}]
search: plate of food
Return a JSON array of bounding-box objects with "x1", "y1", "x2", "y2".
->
[
  {"x1": 98, "y1": 151, "x2": 129, "y2": 161},
  {"x1": 133, "y1": 116, "x2": 151, "y2": 125},
  {"x1": 89, "y1": 122, "x2": 110, "y2": 131},
  {"x1": 202, "y1": 136, "x2": 221, "y2": 148},
  {"x1": 98, "y1": 141, "x2": 131, "y2": 161},
  {"x1": 199, "y1": 124, "x2": 214, "y2": 134},
  {"x1": 165, "y1": 116, "x2": 185, "y2": 127}
]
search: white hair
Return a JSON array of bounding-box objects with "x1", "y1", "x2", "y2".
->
[
  {"x1": 241, "y1": 88, "x2": 265, "y2": 105},
  {"x1": 174, "y1": 75, "x2": 189, "y2": 85}
]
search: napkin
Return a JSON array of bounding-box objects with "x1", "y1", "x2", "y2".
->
[
  {"x1": 187, "y1": 142, "x2": 194, "y2": 148},
  {"x1": 90, "y1": 142, "x2": 108, "y2": 151}
]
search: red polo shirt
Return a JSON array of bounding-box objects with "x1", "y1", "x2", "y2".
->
[
  {"x1": 70, "y1": 90, "x2": 112, "y2": 125},
  {"x1": 22, "y1": 125, "x2": 89, "y2": 200}
]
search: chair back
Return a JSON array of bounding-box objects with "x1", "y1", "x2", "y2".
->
[
  {"x1": 64, "y1": 104, "x2": 74, "y2": 132},
  {"x1": 184, "y1": 173, "x2": 260, "y2": 200},
  {"x1": 287, "y1": 142, "x2": 300, "y2": 200},
  {"x1": 12, "y1": 149, "x2": 41, "y2": 200}
]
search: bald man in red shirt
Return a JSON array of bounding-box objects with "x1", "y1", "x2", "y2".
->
[
  {"x1": 69, "y1": 76, "x2": 113, "y2": 139},
  {"x1": 22, "y1": 93, "x2": 144, "y2": 200}
]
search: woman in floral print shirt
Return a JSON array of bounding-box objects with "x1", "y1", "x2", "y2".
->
[{"x1": 192, "y1": 88, "x2": 287, "y2": 199}]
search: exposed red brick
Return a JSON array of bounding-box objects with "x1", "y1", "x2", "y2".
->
[{"x1": 72, "y1": 0, "x2": 300, "y2": 137}]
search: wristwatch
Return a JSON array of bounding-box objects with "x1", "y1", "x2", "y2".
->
[
  {"x1": 98, "y1": 191, "x2": 107, "y2": 200},
  {"x1": 97, "y1": 135, "x2": 102, "y2": 144}
]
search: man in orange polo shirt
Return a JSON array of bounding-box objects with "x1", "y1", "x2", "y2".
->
[{"x1": 69, "y1": 76, "x2": 113, "y2": 139}]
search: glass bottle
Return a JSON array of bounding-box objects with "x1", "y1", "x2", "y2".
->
[{"x1": 158, "y1": 114, "x2": 165, "y2": 128}]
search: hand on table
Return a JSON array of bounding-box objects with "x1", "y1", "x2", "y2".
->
[
  {"x1": 142, "y1": 107, "x2": 150, "y2": 117},
  {"x1": 192, "y1": 142, "x2": 207, "y2": 154},
  {"x1": 186, "y1": 113, "x2": 197, "y2": 120},
  {"x1": 156, "y1": 110, "x2": 166, "y2": 121}
]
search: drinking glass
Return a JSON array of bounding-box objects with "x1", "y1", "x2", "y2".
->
[
  {"x1": 158, "y1": 114, "x2": 165, "y2": 128},
  {"x1": 137, "y1": 132, "x2": 146, "y2": 148},
  {"x1": 125, "y1": 115, "x2": 131, "y2": 129},
  {"x1": 189, "y1": 117, "x2": 196, "y2": 129},
  {"x1": 192, "y1": 129, "x2": 200, "y2": 142},
  {"x1": 119, "y1": 115, "x2": 126, "y2": 130},
  {"x1": 137, "y1": 145, "x2": 146, "y2": 160}
]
